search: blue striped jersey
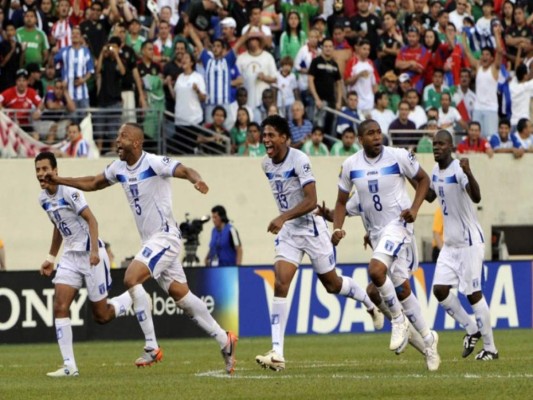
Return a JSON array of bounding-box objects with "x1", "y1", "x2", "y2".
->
[
  {"x1": 54, "y1": 46, "x2": 95, "y2": 101},
  {"x1": 200, "y1": 49, "x2": 236, "y2": 106}
]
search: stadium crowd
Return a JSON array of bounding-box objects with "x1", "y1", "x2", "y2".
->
[{"x1": 0, "y1": 0, "x2": 533, "y2": 157}]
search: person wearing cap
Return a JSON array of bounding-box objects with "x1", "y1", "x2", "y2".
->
[
  {"x1": 398, "y1": 72, "x2": 413, "y2": 97},
  {"x1": 220, "y1": 17, "x2": 238, "y2": 49},
  {"x1": 379, "y1": 70, "x2": 401, "y2": 113},
  {"x1": 237, "y1": 31, "x2": 277, "y2": 110},
  {"x1": 395, "y1": 25, "x2": 431, "y2": 93},
  {"x1": 16, "y1": 8, "x2": 50, "y2": 67},
  {"x1": 0, "y1": 68, "x2": 43, "y2": 134}
]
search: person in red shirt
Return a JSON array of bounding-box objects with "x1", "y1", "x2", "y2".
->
[
  {"x1": 395, "y1": 26, "x2": 431, "y2": 93},
  {"x1": 457, "y1": 121, "x2": 494, "y2": 157},
  {"x1": 0, "y1": 68, "x2": 43, "y2": 133}
]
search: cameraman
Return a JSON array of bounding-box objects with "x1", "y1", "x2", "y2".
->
[{"x1": 205, "y1": 205, "x2": 242, "y2": 267}]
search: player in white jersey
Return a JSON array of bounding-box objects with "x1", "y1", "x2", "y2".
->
[
  {"x1": 255, "y1": 115, "x2": 383, "y2": 372},
  {"x1": 45, "y1": 123, "x2": 238, "y2": 375},
  {"x1": 35, "y1": 152, "x2": 135, "y2": 378},
  {"x1": 426, "y1": 130, "x2": 498, "y2": 361},
  {"x1": 333, "y1": 119, "x2": 441, "y2": 371}
]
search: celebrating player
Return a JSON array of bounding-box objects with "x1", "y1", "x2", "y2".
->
[
  {"x1": 426, "y1": 130, "x2": 498, "y2": 360},
  {"x1": 332, "y1": 119, "x2": 440, "y2": 371},
  {"x1": 36, "y1": 151, "x2": 135, "y2": 377},
  {"x1": 44, "y1": 123, "x2": 238, "y2": 375},
  {"x1": 255, "y1": 115, "x2": 383, "y2": 372}
]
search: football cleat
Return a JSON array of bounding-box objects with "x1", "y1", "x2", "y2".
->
[
  {"x1": 424, "y1": 331, "x2": 441, "y2": 372},
  {"x1": 462, "y1": 331, "x2": 481, "y2": 358},
  {"x1": 255, "y1": 350, "x2": 285, "y2": 372},
  {"x1": 221, "y1": 331, "x2": 238, "y2": 375},
  {"x1": 475, "y1": 349, "x2": 499, "y2": 361},
  {"x1": 390, "y1": 314, "x2": 410, "y2": 351},
  {"x1": 368, "y1": 308, "x2": 384, "y2": 330},
  {"x1": 46, "y1": 365, "x2": 79, "y2": 378},
  {"x1": 135, "y1": 347, "x2": 163, "y2": 367}
]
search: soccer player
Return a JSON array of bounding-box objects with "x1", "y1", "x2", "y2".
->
[
  {"x1": 426, "y1": 130, "x2": 498, "y2": 361},
  {"x1": 35, "y1": 151, "x2": 134, "y2": 377},
  {"x1": 255, "y1": 115, "x2": 383, "y2": 372},
  {"x1": 332, "y1": 119, "x2": 440, "y2": 371},
  {"x1": 44, "y1": 123, "x2": 238, "y2": 375}
]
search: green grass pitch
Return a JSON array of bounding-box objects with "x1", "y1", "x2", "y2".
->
[{"x1": 1, "y1": 330, "x2": 532, "y2": 400}]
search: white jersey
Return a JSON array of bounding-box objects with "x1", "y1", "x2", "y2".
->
[
  {"x1": 430, "y1": 159, "x2": 484, "y2": 248},
  {"x1": 104, "y1": 152, "x2": 181, "y2": 243},
  {"x1": 338, "y1": 146, "x2": 420, "y2": 242},
  {"x1": 38, "y1": 185, "x2": 92, "y2": 252},
  {"x1": 262, "y1": 148, "x2": 326, "y2": 236}
]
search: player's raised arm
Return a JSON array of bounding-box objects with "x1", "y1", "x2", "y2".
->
[
  {"x1": 173, "y1": 164, "x2": 209, "y2": 194},
  {"x1": 459, "y1": 158, "x2": 482, "y2": 203},
  {"x1": 400, "y1": 166, "x2": 430, "y2": 223},
  {"x1": 47, "y1": 173, "x2": 110, "y2": 192}
]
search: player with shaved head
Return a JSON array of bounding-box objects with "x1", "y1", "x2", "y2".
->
[{"x1": 45, "y1": 123, "x2": 238, "y2": 375}]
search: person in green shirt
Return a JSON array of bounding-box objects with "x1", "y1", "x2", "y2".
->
[
  {"x1": 230, "y1": 107, "x2": 251, "y2": 154},
  {"x1": 280, "y1": 11, "x2": 307, "y2": 61},
  {"x1": 126, "y1": 18, "x2": 146, "y2": 57},
  {"x1": 238, "y1": 122, "x2": 266, "y2": 157},
  {"x1": 16, "y1": 9, "x2": 49, "y2": 67},
  {"x1": 330, "y1": 126, "x2": 361, "y2": 156},
  {"x1": 422, "y1": 68, "x2": 452, "y2": 110},
  {"x1": 269, "y1": 0, "x2": 323, "y2": 34},
  {"x1": 302, "y1": 126, "x2": 329, "y2": 156}
]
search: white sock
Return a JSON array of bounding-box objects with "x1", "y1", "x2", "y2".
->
[
  {"x1": 108, "y1": 291, "x2": 133, "y2": 318},
  {"x1": 472, "y1": 298, "x2": 497, "y2": 352},
  {"x1": 271, "y1": 296, "x2": 288, "y2": 357},
  {"x1": 129, "y1": 284, "x2": 158, "y2": 350},
  {"x1": 407, "y1": 324, "x2": 427, "y2": 355},
  {"x1": 176, "y1": 291, "x2": 228, "y2": 349},
  {"x1": 440, "y1": 292, "x2": 477, "y2": 335},
  {"x1": 376, "y1": 277, "x2": 403, "y2": 321},
  {"x1": 401, "y1": 293, "x2": 431, "y2": 343},
  {"x1": 376, "y1": 300, "x2": 393, "y2": 320},
  {"x1": 55, "y1": 318, "x2": 76, "y2": 369},
  {"x1": 339, "y1": 276, "x2": 374, "y2": 310}
]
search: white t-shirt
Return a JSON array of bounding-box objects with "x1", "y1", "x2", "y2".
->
[
  {"x1": 276, "y1": 71, "x2": 298, "y2": 108},
  {"x1": 294, "y1": 43, "x2": 320, "y2": 91},
  {"x1": 509, "y1": 77, "x2": 533, "y2": 125},
  {"x1": 408, "y1": 105, "x2": 428, "y2": 129},
  {"x1": 174, "y1": 71, "x2": 206, "y2": 125},
  {"x1": 237, "y1": 50, "x2": 278, "y2": 108},
  {"x1": 241, "y1": 24, "x2": 272, "y2": 38},
  {"x1": 370, "y1": 108, "x2": 396, "y2": 133},
  {"x1": 438, "y1": 106, "x2": 463, "y2": 132},
  {"x1": 346, "y1": 59, "x2": 377, "y2": 111}
]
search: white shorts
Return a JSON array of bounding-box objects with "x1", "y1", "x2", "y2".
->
[
  {"x1": 135, "y1": 231, "x2": 187, "y2": 293},
  {"x1": 433, "y1": 243, "x2": 484, "y2": 295},
  {"x1": 53, "y1": 245, "x2": 111, "y2": 302},
  {"x1": 274, "y1": 225, "x2": 335, "y2": 275},
  {"x1": 373, "y1": 223, "x2": 419, "y2": 287}
]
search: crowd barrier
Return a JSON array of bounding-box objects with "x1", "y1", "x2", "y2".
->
[{"x1": 1, "y1": 261, "x2": 530, "y2": 343}]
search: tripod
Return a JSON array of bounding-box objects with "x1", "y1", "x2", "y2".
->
[{"x1": 182, "y1": 239, "x2": 201, "y2": 267}]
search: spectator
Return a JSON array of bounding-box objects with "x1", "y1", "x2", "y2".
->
[
  {"x1": 171, "y1": 51, "x2": 206, "y2": 154},
  {"x1": 438, "y1": 92, "x2": 467, "y2": 133},
  {"x1": 336, "y1": 91, "x2": 360, "y2": 136},
  {"x1": 268, "y1": 104, "x2": 280, "y2": 116},
  {"x1": 449, "y1": 0, "x2": 470, "y2": 33},
  {"x1": 59, "y1": 122, "x2": 90, "y2": 158},
  {"x1": 404, "y1": 0, "x2": 434, "y2": 32},
  {"x1": 302, "y1": 126, "x2": 329, "y2": 156},
  {"x1": 0, "y1": 237, "x2": 5, "y2": 271},
  {"x1": 431, "y1": 207, "x2": 444, "y2": 262},
  {"x1": 288, "y1": 100, "x2": 313, "y2": 149},
  {"x1": 237, "y1": 32, "x2": 277, "y2": 110},
  {"x1": 54, "y1": 26, "x2": 94, "y2": 120},
  {"x1": 422, "y1": 68, "x2": 451, "y2": 110},
  {"x1": 511, "y1": 118, "x2": 533, "y2": 153},
  {"x1": 0, "y1": 69, "x2": 42, "y2": 134},
  {"x1": 16, "y1": 9, "x2": 49, "y2": 67},
  {"x1": 416, "y1": 119, "x2": 437, "y2": 153},
  {"x1": 370, "y1": 91, "x2": 395, "y2": 136},
  {"x1": 308, "y1": 38, "x2": 343, "y2": 136},
  {"x1": 12, "y1": 0, "x2": 48, "y2": 33},
  {"x1": 39, "y1": 0, "x2": 57, "y2": 33},
  {"x1": 27, "y1": 63, "x2": 44, "y2": 98},
  {"x1": 395, "y1": 26, "x2": 431, "y2": 93},
  {"x1": 331, "y1": 24, "x2": 351, "y2": 50},
  {"x1": 276, "y1": 56, "x2": 299, "y2": 118},
  {"x1": 405, "y1": 89, "x2": 428, "y2": 129},
  {"x1": 280, "y1": 0, "x2": 322, "y2": 35},
  {"x1": 344, "y1": 39, "x2": 379, "y2": 114},
  {"x1": 198, "y1": 105, "x2": 230, "y2": 154},
  {"x1": 312, "y1": 14, "x2": 327, "y2": 42},
  {"x1": 501, "y1": 1, "x2": 515, "y2": 32},
  {"x1": 205, "y1": 205, "x2": 242, "y2": 267},
  {"x1": 378, "y1": 11, "x2": 403, "y2": 75},
  {"x1": 37, "y1": 79, "x2": 75, "y2": 142},
  {"x1": 230, "y1": 107, "x2": 251, "y2": 154},
  {"x1": 433, "y1": 22, "x2": 471, "y2": 88},
  {"x1": 327, "y1": 0, "x2": 350, "y2": 39},
  {"x1": 126, "y1": 18, "x2": 146, "y2": 57},
  {"x1": 253, "y1": 88, "x2": 276, "y2": 124},
  {"x1": 434, "y1": 9, "x2": 449, "y2": 43},
  {"x1": 163, "y1": 40, "x2": 186, "y2": 112},
  {"x1": 187, "y1": 0, "x2": 224, "y2": 32},
  {"x1": 41, "y1": 64, "x2": 56, "y2": 93},
  {"x1": 351, "y1": 0, "x2": 382, "y2": 60},
  {"x1": 152, "y1": 20, "x2": 174, "y2": 64},
  {"x1": 228, "y1": 87, "x2": 255, "y2": 130},
  {"x1": 241, "y1": 2, "x2": 273, "y2": 50},
  {"x1": 280, "y1": 11, "x2": 307, "y2": 61},
  {"x1": 238, "y1": 122, "x2": 266, "y2": 157},
  {"x1": 220, "y1": 17, "x2": 238, "y2": 49},
  {"x1": 504, "y1": 6, "x2": 532, "y2": 67},
  {"x1": 80, "y1": 1, "x2": 114, "y2": 59},
  {"x1": 388, "y1": 100, "x2": 417, "y2": 147},
  {"x1": 510, "y1": 63, "x2": 533, "y2": 127},
  {"x1": 379, "y1": 70, "x2": 401, "y2": 113},
  {"x1": 50, "y1": 0, "x2": 72, "y2": 52},
  {"x1": 0, "y1": 21, "x2": 24, "y2": 93},
  {"x1": 457, "y1": 121, "x2": 494, "y2": 156},
  {"x1": 490, "y1": 119, "x2": 524, "y2": 158},
  {"x1": 294, "y1": 28, "x2": 321, "y2": 117},
  {"x1": 330, "y1": 126, "x2": 360, "y2": 156},
  {"x1": 452, "y1": 68, "x2": 476, "y2": 122},
  {"x1": 95, "y1": 37, "x2": 126, "y2": 153}
]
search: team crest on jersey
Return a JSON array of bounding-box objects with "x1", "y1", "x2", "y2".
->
[
  {"x1": 368, "y1": 179, "x2": 379, "y2": 193},
  {"x1": 303, "y1": 163, "x2": 311, "y2": 173},
  {"x1": 98, "y1": 284, "x2": 106, "y2": 295},
  {"x1": 71, "y1": 192, "x2": 80, "y2": 202},
  {"x1": 385, "y1": 240, "x2": 394, "y2": 252},
  {"x1": 142, "y1": 247, "x2": 153, "y2": 258},
  {"x1": 162, "y1": 156, "x2": 171, "y2": 164},
  {"x1": 408, "y1": 151, "x2": 417, "y2": 162}
]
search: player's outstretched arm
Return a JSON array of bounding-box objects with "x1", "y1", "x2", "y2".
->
[
  {"x1": 48, "y1": 173, "x2": 110, "y2": 192},
  {"x1": 460, "y1": 158, "x2": 481, "y2": 203},
  {"x1": 332, "y1": 189, "x2": 349, "y2": 246},
  {"x1": 401, "y1": 167, "x2": 430, "y2": 223},
  {"x1": 173, "y1": 164, "x2": 209, "y2": 194}
]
